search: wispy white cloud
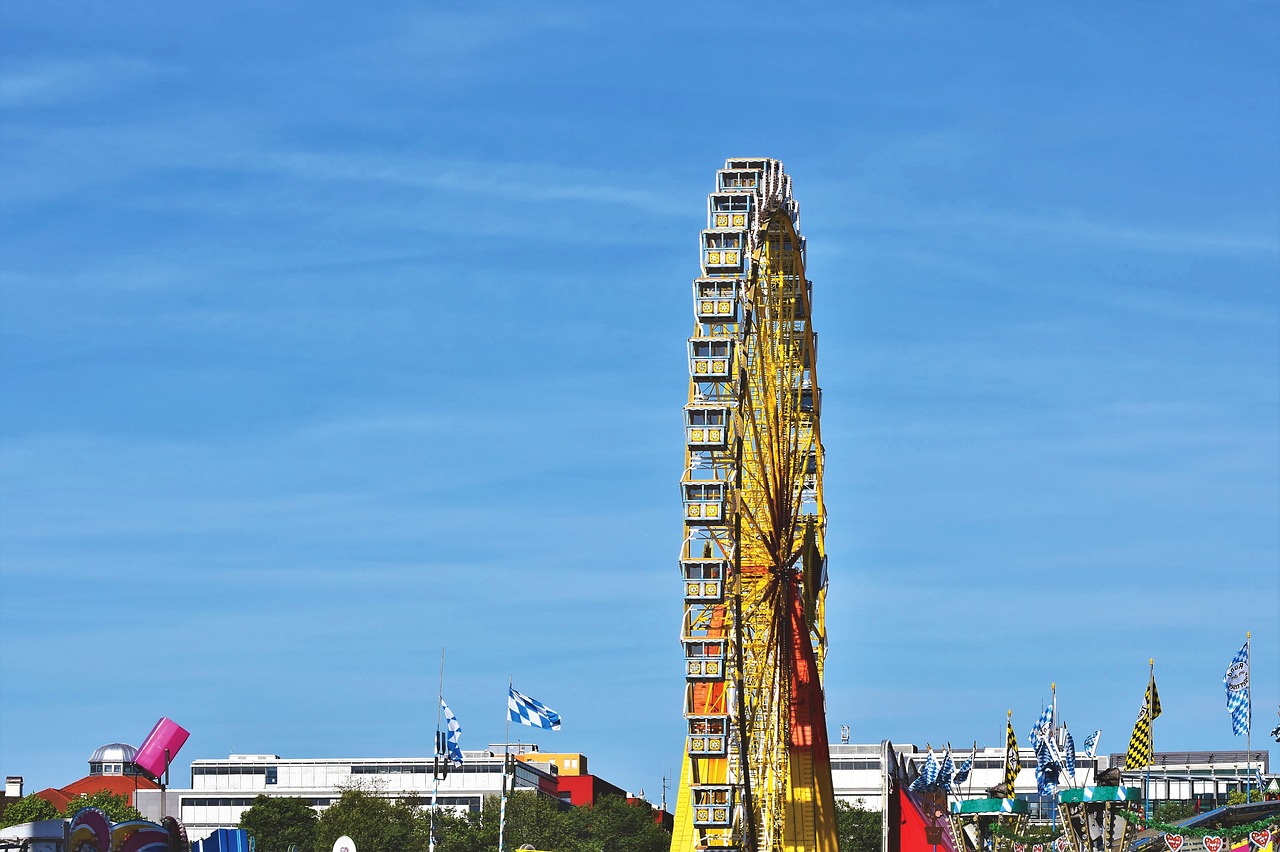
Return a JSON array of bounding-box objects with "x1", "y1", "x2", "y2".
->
[
  {"x1": 827, "y1": 196, "x2": 1280, "y2": 259},
  {"x1": 0, "y1": 55, "x2": 170, "y2": 107},
  {"x1": 958, "y1": 206, "x2": 1280, "y2": 257},
  {"x1": 246, "y1": 149, "x2": 690, "y2": 218}
]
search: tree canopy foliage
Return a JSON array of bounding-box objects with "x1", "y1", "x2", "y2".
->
[
  {"x1": 1, "y1": 794, "x2": 59, "y2": 827},
  {"x1": 426, "y1": 792, "x2": 670, "y2": 852},
  {"x1": 835, "y1": 799, "x2": 881, "y2": 852},
  {"x1": 313, "y1": 787, "x2": 428, "y2": 852},
  {"x1": 3, "y1": 790, "x2": 142, "y2": 829},
  {"x1": 240, "y1": 785, "x2": 670, "y2": 852},
  {"x1": 240, "y1": 795, "x2": 319, "y2": 852},
  {"x1": 62, "y1": 790, "x2": 143, "y2": 822}
]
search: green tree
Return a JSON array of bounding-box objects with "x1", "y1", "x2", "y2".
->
[
  {"x1": 1154, "y1": 801, "x2": 1195, "y2": 823},
  {"x1": 562, "y1": 794, "x2": 671, "y2": 852},
  {"x1": 61, "y1": 790, "x2": 142, "y2": 822},
  {"x1": 429, "y1": 792, "x2": 672, "y2": 852},
  {"x1": 430, "y1": 804, "x2": 491, "y2": 852},
  {"x1": 503, "y1": 791, "x2": 577, "y2": 852},
  {"x1": 240, "y1": 795, "x2": 318, "y2": 852},
  {"x1": 1227, "y1": 790, "x2": 1262, "y2": 805},
  {"x1": 435, "y1": 800, "x2": 495, "y2": 852},
  {"x1": 835, "y1": 798, "x2": 881, "y2": 852},
  {"x1": 1, "y1": 794, "x2": 59, "y2": 827},
  {"x1": 313, "y1": 786, "x2": 426, "y2": 852}
]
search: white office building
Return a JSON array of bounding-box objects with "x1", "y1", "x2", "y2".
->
[
  {"x1": 136, "y1": 747, "x2": 558, "y2": 843},
  {"x1": 830, "y1": 742, "x2": 1106, "y2": 817}
]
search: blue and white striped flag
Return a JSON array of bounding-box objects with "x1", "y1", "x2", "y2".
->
[
  {"x1": 508, "y1": 686, "x2": 562, "y2": 731},
  {"x1": 1223, "y1": 639, "x2": 1250, "y2": 736},
  {"x1": 440, "y1": 698, "x2": 463, "y2": 766},
  {"x1": 1082, "y1": 730, "x2": 1101, "y2": 758}
]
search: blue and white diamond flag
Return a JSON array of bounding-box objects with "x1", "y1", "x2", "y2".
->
[
  {"x1": 952, "y1": 744, "x2": 977, "y2": 787},
  {"x1": 508, "y1": 686, "x2": 562, "y2": 731},
  {"x1": 1082, "y1": 730, "x2": 1101, "y2": 758},
  {"x1": 953, "y1": 754, "x2": 974, "y2": 787},
  {"x1": 1063, "y1": 725, "x2": 1077, "y2": 779},
  {"x1": 440, "y1": 698, "x2": 463, "y2": 766},
  {"x1": 923, "y1": 748, "x2": 940, "y2": 786},
  {"x1": 1223, "y1": 639, "x2": 1250, "y2": 737},
  {"x1": 939, "y1": 748, "x2": 955, "y2": 792},
  {"x1": 1033, "y1": 737, "x2": 1058, "y2": 796},
  {"x1": 909, "y1": 750, "x2": 939, "y2": 792},
  {"x1": 1030, "y1": 706, "x2": 1053, "y2": 746}
]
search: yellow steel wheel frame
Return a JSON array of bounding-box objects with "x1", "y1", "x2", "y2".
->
[{"x1": 673, "y1": 160, "x2": 835, "y2": 852}]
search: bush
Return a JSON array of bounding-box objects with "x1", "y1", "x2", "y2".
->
[{"x1": 1155, "y1": 801, "x2": 1195, "y2": 823}]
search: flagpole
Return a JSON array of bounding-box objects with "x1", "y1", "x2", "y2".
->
[
  {"x1": 966, "y1": 740, "x2": 976, "y2": 800},
  {"x1": 1152, "y1": 654, "x2": 1162, "y2": 818},
  {"x1": 1005, "y1": 709, "x2": 1014, "y2": 799},
  {"x1": 499, "y1": 675, "x2": 511, "y2": 852},
  {"x1": 430, "y1": 649, "x2": 444, "y2": 852},
  {"x1": 1050, "y1": 683, "x2": 1059, "y2": 828},
  {"x1": 1081, "y1": 730, "x2": 1098, "y2": 789},
  {"x1": 1245, "y1": 632, "x2": 1252, "y2": 803}
]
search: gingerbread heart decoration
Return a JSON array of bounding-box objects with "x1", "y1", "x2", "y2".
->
[
  {"x1": 1033, "y1": 845, "x2": 1043, "y2": 852},
  {"x1": 1202, "y1": 835, "x2": 1224, "y2": 852},
  {"x1": 1249, "y1": 831, "x2": 1271, "y2": 849},
  {"x1": 1015, "y1": 844, "x2": 1025, "y2": 852},
  {"x1": 1165, "y1": 835, "x2": 1184, "y2": 852}
]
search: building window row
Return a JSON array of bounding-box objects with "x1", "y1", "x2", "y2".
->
[
  {"x1": 193, "y1": 766, "x2": 271, "y2": 776},
  {"x1": 396, "y1": 796, "x2": 482, "y2": 809},
  {"x1": 182, "y1": 796, "x2": 337, "y2": 807},
  {"x1": 350, "y1": 763, "x2": 502, "y2": 775},
  {"x1": 831, "y1": 760, "x2": 879, "y2": 771}
]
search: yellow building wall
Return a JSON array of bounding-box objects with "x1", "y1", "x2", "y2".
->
[{"x1": 514, "y1": 752, "x2": 588, "y2": 777}]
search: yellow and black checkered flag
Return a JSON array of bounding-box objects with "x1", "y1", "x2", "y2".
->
[
  {"x1": 1124, "y1": 666, "x2": 1160, "y2": 770},
  {"x1": 1003, "y1": 712, "x2": 1020, "y2": 793}
]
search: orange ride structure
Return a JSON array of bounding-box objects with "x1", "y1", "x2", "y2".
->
[{"x1": 672, "y1": 159, "x2": 836, "y2": 852}]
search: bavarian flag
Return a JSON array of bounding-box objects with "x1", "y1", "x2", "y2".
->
[
  {"x1": 1003, "y1": 714, "x2": 1020, "y2": 793},
  {"x1": 1124, "y1": 668, "x2": 1161, "y2": 770}
]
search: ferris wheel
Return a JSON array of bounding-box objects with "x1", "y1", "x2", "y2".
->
[{"x1": 672, "y1": 159, "x2": 837, "y2": 852}]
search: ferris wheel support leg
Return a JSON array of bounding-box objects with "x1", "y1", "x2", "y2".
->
[
  {"x1": 670, "y1": 751, "x2": 698, "y2": 852},
  {"x1": 784, "y1": 577, "x2": 839, "y2": 852}
]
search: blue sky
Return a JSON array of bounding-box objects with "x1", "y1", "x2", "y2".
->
[{"x1": 1, "y1": 2, "x2": 1276, "y2": 799}]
